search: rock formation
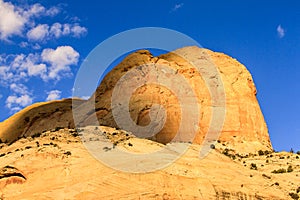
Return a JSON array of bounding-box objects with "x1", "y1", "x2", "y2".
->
[
  {"x1": 0, "y1": 46, "x2": 272, "y2": 153},
  {"x1": 0, "y1": 99, "x2": 84, "y2": 143},
  {"x1": 79, "y1": 46, "x2": 272, "y2": 153}
]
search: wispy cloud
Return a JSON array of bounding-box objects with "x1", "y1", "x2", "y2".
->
[
  {"x1": 170, "y1": 3, "x2": 184, "y2": 12},
  {"x1": 0, "y1": 0, "x2": 87, "y2": 42},
  {"x1": 0, "y1": 0, "x2": 60, "y2": 41},
  {"x1": 6, "y1": 94, "x2": 33, "y2": 112},
  {"x1": 27, "y1": 24, "x2": 50, "y2": 41},
  {"x1": 27, "y1": 23, "x2": 87, "y2": 42},
  {"x1": 0, "y1": 45, "x2": 79, "y2": 84},
  {"x1": 6, "y1": 83, "x2": 33, "y2": 112},
  {"x1": 277, "y1": 24, "x2": 285, "y2": 38},
  {"x1": 0, "y1": 1, "x2": 86, "y2": 113},
  {"x1": 46, "y1": 90, "x2": 61, "y2": 101}
]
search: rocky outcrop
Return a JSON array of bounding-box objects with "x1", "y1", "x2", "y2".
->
[
  {"x1": 0, "y1": 98, "x2": 85, "y2": 143},
  {"x1": 79, "y1": 46, "x2": 272, "y2": 153}
]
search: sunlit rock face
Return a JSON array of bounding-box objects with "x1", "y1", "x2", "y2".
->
[{"x1": 80, "y1": 46, "x2": 272, "y2": 153}]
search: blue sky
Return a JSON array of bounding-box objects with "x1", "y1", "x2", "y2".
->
[{"x1": 0, "y1": 0, "x2": 299, "y2": 151}]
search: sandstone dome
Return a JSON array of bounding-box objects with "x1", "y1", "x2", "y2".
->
[{"x1": 77, "y1": 46, "x2": 272, "y2": 153}]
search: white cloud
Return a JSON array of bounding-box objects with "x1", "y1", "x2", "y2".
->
[
  {"x1": 171, "y1": 3, "x2": 184, "y2": 12},
  {"x1": 45, "y1": 6, "x2": 60, "y2": 17},
  {"x1": 2, "y1": 53, "x2": 46, "y2": 81},
  {"x1": 0, "y1": 45, "x2": 80, "y2": 85},
  {"x1": 23, "y1": 3, "x2": 45, "y2": 18},
  {"x1": 50, "y1": 23, "x2": 87, "y2": 38},
  {"x1": 0, "y1": 0, "x2": 67, "y2": 42},
  {"x1": 71, "y1": 24, "x2": 87, "y2": 37},
  {"x1": 41, "y1": 46, "x2": 79, "y2": 80},
  {"x1": 0, "y1": 0, "x2": 26, "y2": 40},
  {"x1": 0, "y1": 66, "x2": 14, "y2": 82},
  {"x1": 10, "y1": 83, "x2": 28, "y2": 95},
  {"x1": 0, "y1": 0, "x2": 86, "y2": 43},
  {"x1": 0, "y1": 1, "x2": 60, "y2": 41},
  {"x1": 27, "y1": 24, "x2": 49, "y2": 41},
  {"x1": 0, "y1": 1, "x2": 85, "y2": 115},
  {"x1": 0, "y1": 54, "x2": 5, "y2": 62},
  {"x1": 6, "y1": 83, "x2": 32, "y2": 111},
  {"x1": 28, "y1": 63, "x2": 47, "y2": 77},
  {"x1": 19, "y1": 53, "x2": 47, "y2": 77},
  {"x1": 46, "y1": 90, "x2": 61, "y2": 101},
  {"x1": 19, "y1": 41, "x2": 29, "y2": 48},
  {"x1": 27, "y1": 23, "x2": 87, "y2": 41},
  {"x1": 62, "y1": 24, "x2": 71, "y2": 35},
  {"x1": 277, "y1": 25, "x2": 285, "y2": 38},
  {"x1": 32, "y1": 43, "x2": 41, "y2": 50},
  {"x1": 0, "y1": 54, "x2": 31, "y2": 85},
  {"x1": 6, "y1": 94, "x2": 33, "y2": 111},
  {"x1": 49, "y1": 23, "x2": 62, "y2": 38}
]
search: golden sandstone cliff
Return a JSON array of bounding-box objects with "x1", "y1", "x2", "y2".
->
[
  {"x1": 77, "y1": 46, "x2": 272, "y2": 154},
  {"x1": 1, "y1": 46, "x2": 298, "y2": 200}
]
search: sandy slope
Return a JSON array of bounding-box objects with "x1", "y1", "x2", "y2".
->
[{"x1": 0, "y1": 126, "x2": 298, "y2": 199}]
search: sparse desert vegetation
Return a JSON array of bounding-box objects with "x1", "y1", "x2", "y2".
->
[{"x1": 0, "y1": 126, "x2": 298, "y2": 199}]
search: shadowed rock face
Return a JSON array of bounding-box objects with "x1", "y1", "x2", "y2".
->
[
  {"x1": 79, "y1": 46, "x2": 272, "y2": 153},
  {"x1": 0, "y1": 99, "x2": 85, "y2": 143}
]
